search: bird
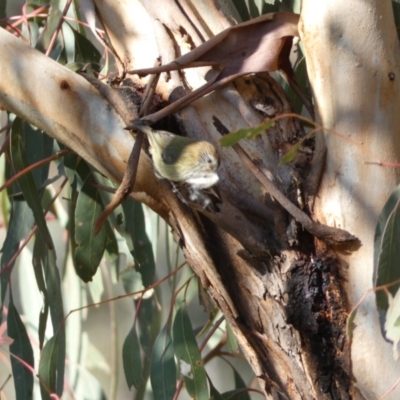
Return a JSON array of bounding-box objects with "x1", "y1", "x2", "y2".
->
[{"x1": 131, "y1": 119, "x2": 220, "y2": 206}]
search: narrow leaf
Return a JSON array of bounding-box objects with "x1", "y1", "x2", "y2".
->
[
  {"x1": 287, "y1": 55, "x2": 309, "y2": 114},
  {"x1": 209, "y1": 378, "x2": 225, "y2": 400},
  {"x1": 0, "y1": 201, "x2": 34, "y2": 318},
  {"x1": 122, "y1": 200, "x2": 156, "y2": 287},
  {"x1": 0, "y1": 0, "x2": 6, "y2": 21},
  {"x1": 173, "y1": 305, "x2": 208, "y2": 400},
  {"x1": 346, "y1": 308, "x2": 358, "y2": 341},
  {"x1": 123, "y1": 324, "x2": 144, "y2": 389},
  {"x1": 374, "y1": 185, "x2": 400, "y2": 314},
  {"x1": 35, "y1": 233, "x2": 65, "y2": 396},
  {"x1": 8, "y1": 302, "x2": 34, "y2": 400},
  {"x1": 36, "y1": 2, "x2": 62, "y2": 56},
  {"x1": 221, "y1": 388, "x2": 252, "y2": 400},
  {"x1": 222, "y1": 368, "x2": 251, "y2": 400},
  {"x1": 150, "y1": 324, "x2": 176, "y2": 400},
  {"x1": 10, "y1": 118, "x2": 54, "y2": 249},
  {"x1": 233, "y1": 367, "x2": 250, "y2": 395},
  {"x1": 278, "y1": 142, "x2": 301, "y2": 166},
  {"x1": 38, "y1": 336, "x2": 60, "y2": 400},
  {"x1": 219, "y1": 121, "x2": 274, "y2": 147},
  {"x1": 32, "y1": 238, "x2": 49, "y2": 349},
  {"x1": 69, "y1": 23, "x2": 101, "y2": 66},
  {"x1": 226, "y1": 322, "x2": 239, "y2": 353},
  {"x1": 74, "y1": 174, "x2": 107, "y2": 282}
]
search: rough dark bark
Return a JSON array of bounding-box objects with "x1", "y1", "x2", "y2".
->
[{"x1": 104, "y1": 71, "x2": 357, "y2": 399}]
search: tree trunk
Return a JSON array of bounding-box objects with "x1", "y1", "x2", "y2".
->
[
  {"x1": 300, "y1": 1, "x2": 400, "y2": 398},
  {"x1": 1, "y1": 0, "x2": 399, "y2": 399}
]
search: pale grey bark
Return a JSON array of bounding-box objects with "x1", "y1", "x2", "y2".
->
[{"x1": 301, "y1": 0, "x2": 400, "y2": 398}]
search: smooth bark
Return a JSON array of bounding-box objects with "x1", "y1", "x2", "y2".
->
[{"x1": 300, "y1": 0, "x2": 400, "y2": 398}]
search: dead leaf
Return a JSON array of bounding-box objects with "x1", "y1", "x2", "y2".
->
[{"x1": 128, "y1": 12, "x2": 304, "y2": 123}]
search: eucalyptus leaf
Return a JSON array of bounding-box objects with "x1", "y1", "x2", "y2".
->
[
  {"x1": 221, "y1": 367, "x2": 251, "y2": 400},
  {"x1": 8, "y1": 302, "x2": 34, "y2": 400},
  {"x1": 74, "y1": 174, "x2": 107, "y2": 282},
  {"x1": 374, "y1": 185, "x2": 400, "y2": 317},
  {"x1": 219, "y1": 121, "x2": 274, "y2": 147},
  {"x1": 226, "y1": 321, "x2": 239, "y2": 353},
  {"x1": 10, "y1": 119, "x2": 54, "y2": 249},
  {"x1": 0, "y1": 201, "x2": 34, "y2": 318},
  {"x1": 34, "y1": 233, "x2": 65, "y2": 396},
  {"x1": 0, "y1": 0, "x2": 6, "y2": 21},
  {"x1": 173, "y1": 305, "x2": 208, "y2": 400},
  {"x1": 32, "y1": 238, "x2": 50, "y2": 349},
  {"x1": 346, "y1": 308, "x2": 358, "y2": 341},
  {"x1": 150, "y1": 324, "x2": 176, "y2": 400},
  {"x1": 38, "y1": 335, "x2": 60, "y2": 400},
  {"x1": 123, "y1": 324, "x2": 144, "y2": 389}
]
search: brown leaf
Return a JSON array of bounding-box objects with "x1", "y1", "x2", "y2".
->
[
  {"x1": 128, "y1": 13, "x2": 302, "y2": 122},
  {"x1": 192, "y1": 12, "x2": 299, "y2": 80}
]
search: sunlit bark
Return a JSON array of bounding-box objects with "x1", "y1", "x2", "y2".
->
[{"x1": 301, "y1": 0, "x2": 400, "y2": 398}]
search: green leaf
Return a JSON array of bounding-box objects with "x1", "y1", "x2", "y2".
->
[
  {"x1": 393, "y1": 1, "x2": 400, "y2": 42},
  {"x1": 0, "y1": 201, "x2": 34, "y2": 319},
  {"x1": 384, "y1": 288, "x2": 400, "y2": 360},
  {"x1": 32, "y1": 238, "x2": 49, "y2": 350},
  {"x1": 124, "y1": 200, "x2": 156, "y2": 287},
  {"x1": 231, "y1": 0, "x2": 250, "y2": 21},
  {"x1": 70, "y1": 24, "x2": 101, "y2": 66},
  {"x1": 221, "y1": 389, "x2": 252, "y2": 400},
  {"x1": 150, "y1": 324, "x2": 176, "y2": 400},
  {"x1": 209, "y1": 378, "x2": 225, "y2": 400},
  {"x1": 74, "y1": 174, "x2": 107, "y2": 282},
  {"x1": 38, "y1": 336, "x2": 60, "y2": 400},
  {"x1": 34, "y1": 233, "x2": 65, "y2": 396},
  {"x1": 226, "y1": 322, "x2": 239, "y2": 353},
  {"x1": 123, "y1": 324, "x2": 144, "y2": 389},
  {"x1": 23, "y1": 124, "x2": 54, "y2": 189},
  {"x1": 105, "y1": 220, "x2": 119, "y2": 262},
  {"x1": 36, "y1": 2, "x2": 63, "y2": 58},
  {"x1": 346, "y1": 308, "x2": 358, "y2": 341},
  {"x1": 221, "y1": 367, "x2": 251, "y2": 400},
  {"x1": 374, "y1": 185, "x2": 400, "y2": 313},
  {"x1": 173, "y1": 305, "x2": 208, "y2": 400},
  {"x1": 278, "y1": 129, "x2": 316, "y2": 167},
  {"x1": 30, "y1": 0, "x2": 50, "y2": 5},
  {"x1": 0, "y1": 0, "x2": 6, "y2": 23},
  {"x1": 8, "y1": 302, "x2": 34, "y2": 400},
  {"x1": 10, "y1": 119, "x2": 54, "y2": 249},
  {"x1": 278, "y1": 142, "x2": 301, "y2": 166},
  {"x1": 91, "y1": 173, "x2": 120, "y2": 268},
  {"x1": 234, "y1": 367, "x2": 251, "y2": 399},
  {"x1": 219, "y1": 121, "x2": 274, "y2": 147},
  {"x1": 287, "y1": 55, "x2": 309, "y2": 114}
]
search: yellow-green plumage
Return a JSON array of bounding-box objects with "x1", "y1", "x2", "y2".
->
[{"x1": 134, "y1": 121, "x2": 219, "y2": 189}]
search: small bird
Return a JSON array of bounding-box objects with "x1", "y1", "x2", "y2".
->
[{"x1": 132, "y1": 119, "x2": 220, "y2": 205}]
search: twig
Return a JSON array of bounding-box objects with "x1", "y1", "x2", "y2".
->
[
  {"x1": 0, "y1": 149, "x2": 71, "y2": 193},
  {"x1": 94, "y1": 130, "x2": 143, "y2": 234},
  {"x1": 45, "y1": 0, "x2": 73, "y2": 57}
]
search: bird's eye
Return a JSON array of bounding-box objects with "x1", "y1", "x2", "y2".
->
[{"x1": 207, "y1": 158, "x2": 213, "y2": 164}]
